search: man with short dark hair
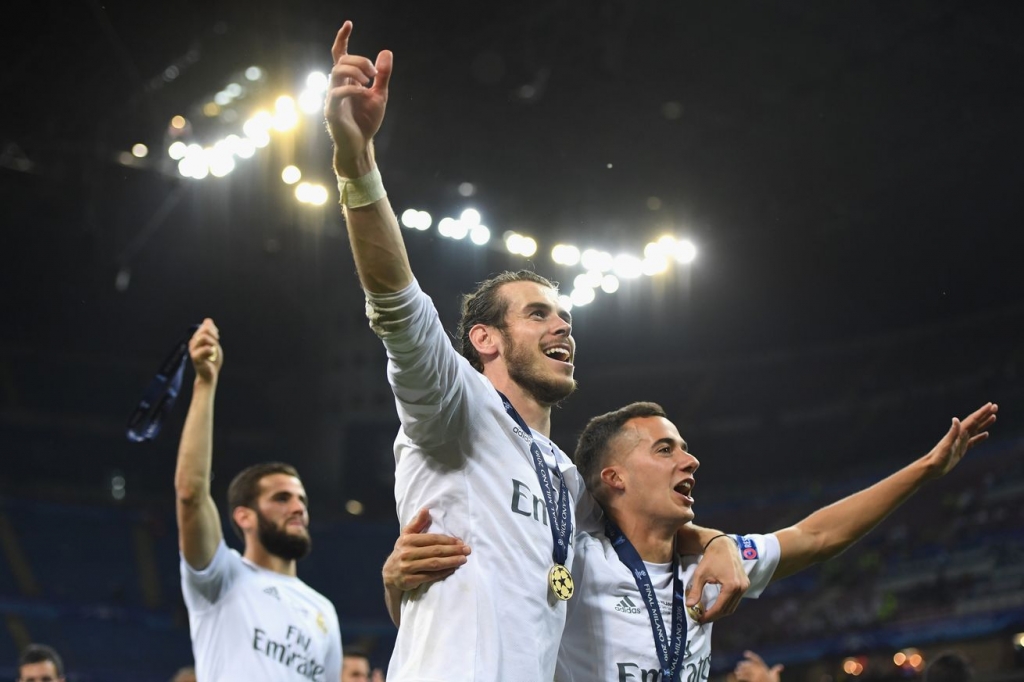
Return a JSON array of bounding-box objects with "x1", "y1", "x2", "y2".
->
[
  {"x1": 175, "y1": 319, "x2": 342, "y2": 681},
  {"x1": 341, "y1": 647, "x2": 371, "y2": 682},
  {"x1": 325, "y1": 20, "x2": 746, "y2": 682},
  {"x1": 17, "y1": 644, "x2": 64, "y2": 682}
]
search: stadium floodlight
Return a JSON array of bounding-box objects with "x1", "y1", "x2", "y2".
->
[
  {"x1": 558, "y1": 295, "x2": 573, "y2": 313},
  {"x1": 225, "y1": 83, "x2": 243, "y2": 98},
  {"x1": 308, "y1": 185, "x2": 329, "y2": 206},
  {"x1": 131, "y1": 143, "x2": 148, "y2": 158},
  {"x1": 581, "y1": 248, "x2": 613, "y2": 272},
  {"x1": 245, "y1": 66, "x2": 263, "y2": 81},
  {"x1": 519, "y1": 236, "x2": 537, "y2": 257},
  {"x1": 601, "y1": 274, "x2": 620, "y2": 293},
  {"x1": 168, "y1": 141, "x2": 187, "y2": 160},
  {"x1": 282, "y1": 166, "x2": 302, "y2": 185},
  {"x1": 460, "y1": 208, "x2": 481, "y2": 226},
  {"x1": 438, "y1": 217, "x2": 456, "y2": 238},
  {"x1": 470, "y1": 225, "x2": 490, "y2": 244},
  {"x1": 673, "y1": 239, "x2": 697, "y2": 264},
  {"x1": 551, "y1": 244, "x2": 581, "y2": 266},
  {"x1": 570, "y1": 286, "x2": 596, "y2": 307},
  {"x1": 641, "y1": 254, "x2": 669, "y2": 276},
  {"x1": 449, "y1": 219, "x2": 469, "y2": 240},
  {"x1": 306, "y1": 71, "x2": 329, "y2": 92},
  {"x1": 298, "y1": 89, "x2": 322, "y2": 114},
  {"x1": 613, "y1": 254, "x2": 643, "y2": 279}
]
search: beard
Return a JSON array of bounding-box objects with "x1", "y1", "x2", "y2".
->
[
  {"x1": 256, "y1": 510, "x2": 312, "y2": 561},
  {"x1": 503, "y1": 331, "x2": 577, "y2": 406}
]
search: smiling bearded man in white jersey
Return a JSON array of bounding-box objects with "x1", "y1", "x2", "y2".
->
[
  {"x1": 175, "y1": 319, "x2": 342, "y2": 681},
  {"x1": 323, "y1": 21, "x2": 748, "y2": 682}
]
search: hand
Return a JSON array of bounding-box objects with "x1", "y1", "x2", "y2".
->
[
  {"x1": 734, "y1": 651, "x2": 783, "y2": 682},
  {"x1": 688, "y1": 535, "x2": 749, "y2": 624},
  {"x1": 189, "y1": 318, "x2": 222, "y2": 384},
  {"x1": 923, "y1": 402, "x2": 998, "y2": 479},
  {"x1": 383, "y1": 508, "x2": 471, "y2": 591},
  {"x1": 325, "y1": 21, "x2": 393, "y2": 179}
]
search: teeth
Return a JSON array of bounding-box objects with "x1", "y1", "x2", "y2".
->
[{"x1": 544, "y1": 347, "x2": 570, "y2": 360}]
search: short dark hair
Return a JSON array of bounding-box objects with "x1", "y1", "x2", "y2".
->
[
  {"x1": 925, "y1": 652, "x2": 973, "y2": 682},
  {"x1": 343, "y1": 645, "x2": 371, "y2": 663},
  {"x1": 227, "y1": 462, "x2": 301, "y2": 541},
  {"x1": 456, "y1": 270, "x2": 558, "y2": 372},
  {"x1": 19, "y1": 643, "x2": 64, "y2": 677},
  {"x1": 574, "y1": 402, "x2": 668, "y2": 503}
]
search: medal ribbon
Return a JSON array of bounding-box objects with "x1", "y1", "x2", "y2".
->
[
  {"x1": 126, "y1": 324, "x2": 199, "y2": 442},
  {"x1": 497, "y1": 391, "x2": 572, "y2": 567},
  {"x1": 606, "y1": 519, "x2": 686, "y2": 681}
]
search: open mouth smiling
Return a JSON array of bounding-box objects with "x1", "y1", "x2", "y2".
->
[{"x1": 543, "y1": 345, "x2": 572, "y2": 364}]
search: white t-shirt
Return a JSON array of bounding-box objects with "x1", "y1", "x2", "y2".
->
[
  {"x1": 365, "y1": 280, "x2": 599, "y2": 682},
  {"x1": 556, "y1": 533, "x2": 780, "y2": 681},
  {"x1": 181, "y1": 541, "x2": 342, "y2": 682}
]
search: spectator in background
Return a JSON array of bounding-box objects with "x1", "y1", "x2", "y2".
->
[
  {"x1": 169, "y1": 666, "x2": 197, "y2": 682},
  {"x1": 734, "y1": 651, "x2": 784, "y2": 682},
  {"x1": 925, "y1": 652, "x2": 974, "y2": 682},
  {"x1": 17, "y1": 644, "x2": 65, "y2": 682},
  {"x1": 341, "y1": 647, "x2": 371, "y2": 682}
]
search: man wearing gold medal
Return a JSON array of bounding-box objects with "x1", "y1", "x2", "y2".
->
[
  {"x1": 388, "y1": 401, "x2": 997, "y2": 680},
  {"x1": 324, "y1": 21, "x2": 747, "y2": 682}
]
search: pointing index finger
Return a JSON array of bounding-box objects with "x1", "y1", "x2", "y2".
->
[{"x1": 331, "y1": 21, "x2": 353, "y2": 64}]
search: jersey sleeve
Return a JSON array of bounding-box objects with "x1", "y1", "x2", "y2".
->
[
  {"x1": 734, "y1": 533, "x2": 780, "y2": 599},
  {"x1": 364, "y1": 279, "x2": 472, "y2": 448},
  {"x1": 180, "y1": 539, "x2": 241, "y2": 611}
]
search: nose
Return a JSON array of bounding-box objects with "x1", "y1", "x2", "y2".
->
[
  {"x1": 553, "y1": 317, "x2": 571, "y2": 338},
  {"x1": 680, "y1": 452, "x2": 699, "y2": 474}
]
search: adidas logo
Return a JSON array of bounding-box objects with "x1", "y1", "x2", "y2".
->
[
  {"x1": 263, "y1": 586, "x2": 280, "y2": 600},
  {"x1": 614, "y1": 595, "x2": 642, "y2": 614}
]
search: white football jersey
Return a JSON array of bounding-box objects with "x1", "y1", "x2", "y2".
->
[
  {"x1": 181, "y1": 541, "x2": 342, "y2": 682},
  {"x1": 366, "y1": 281, "x2": 599, "y2": 682},
  {"x1": 557, "y1": 533, "x2": 780, "y2": 681}
]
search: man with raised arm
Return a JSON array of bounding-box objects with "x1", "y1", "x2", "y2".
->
[
  {"x1": 175, "y1": 319, "x2": 342, "y2": 681},
  {"x1": 323, "y1": 21, "x2": 747, "y2": 681}
]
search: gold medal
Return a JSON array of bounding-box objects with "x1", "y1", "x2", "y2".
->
[
  {"x1": 548, "y1": 564, "x2": 574, "y2": 601},
  {"x1": 686, "y1": 602, "x2": 705, "y2": 621}
]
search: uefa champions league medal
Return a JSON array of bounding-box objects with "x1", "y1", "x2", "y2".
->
[{"x1": 549, "y1": 564, "x2": 574, "y2": 600}]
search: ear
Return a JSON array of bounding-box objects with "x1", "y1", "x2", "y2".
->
[
  {"x1": 600, "y1": 465, "x2": 626, "y2": 495},
  {"x1": 468, "y1": 324, "x2": 502, "y2": 363},
  {"x1": 233, "y1": 506, "x2": 256, "y2": 535}
]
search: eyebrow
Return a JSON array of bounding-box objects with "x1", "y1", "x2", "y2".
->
[{"x1": 652, "y1": 437, "x2": 687, "y2": 451}]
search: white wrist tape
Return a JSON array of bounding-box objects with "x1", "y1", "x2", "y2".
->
[{"x1": 337, "y1": 166, "x2": 387, "y2": 208}]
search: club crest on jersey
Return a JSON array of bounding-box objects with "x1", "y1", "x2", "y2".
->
[{"x1": 737, "y1": 535, "x2": 759, "y2": 560}]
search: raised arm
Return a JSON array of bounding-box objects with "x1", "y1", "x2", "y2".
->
[
  {"x1": 325, "y1": 21, "x2": 411, "y2": 294},
  {"x1": 175, "y1": 319, "x2": 225, "y2": 570},
  {"x1": 772, "y1": 402, "x2": 998, "y2": 581}
]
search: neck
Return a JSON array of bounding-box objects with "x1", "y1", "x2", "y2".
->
[
  {"x1": 607, "y1": 508, "x2": 676, "y2": 564},
  {"x1": 244, "y1": 543, "x2": 297, "y2": 577},
  {"x1": 488, "y1": 373, "x2": 553, "y2": 437}
]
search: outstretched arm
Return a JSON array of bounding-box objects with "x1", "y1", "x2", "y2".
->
[
  {"x1": 382, "y1": 509, "x2": 472, "y2": 626},
  {"x1": 175, "y1": 319, "x2": 225, "y2": 570},
  {"x1": 772, "y1": 402, "x2": 998, "y2": 581},
  {"x1": 325, "y1": 21, "x2": 411, "y2": 294}
]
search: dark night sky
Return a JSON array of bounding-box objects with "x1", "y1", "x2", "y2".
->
[{"x1": 2, "y1": 1, "x2": 1022, "y2": 519}]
